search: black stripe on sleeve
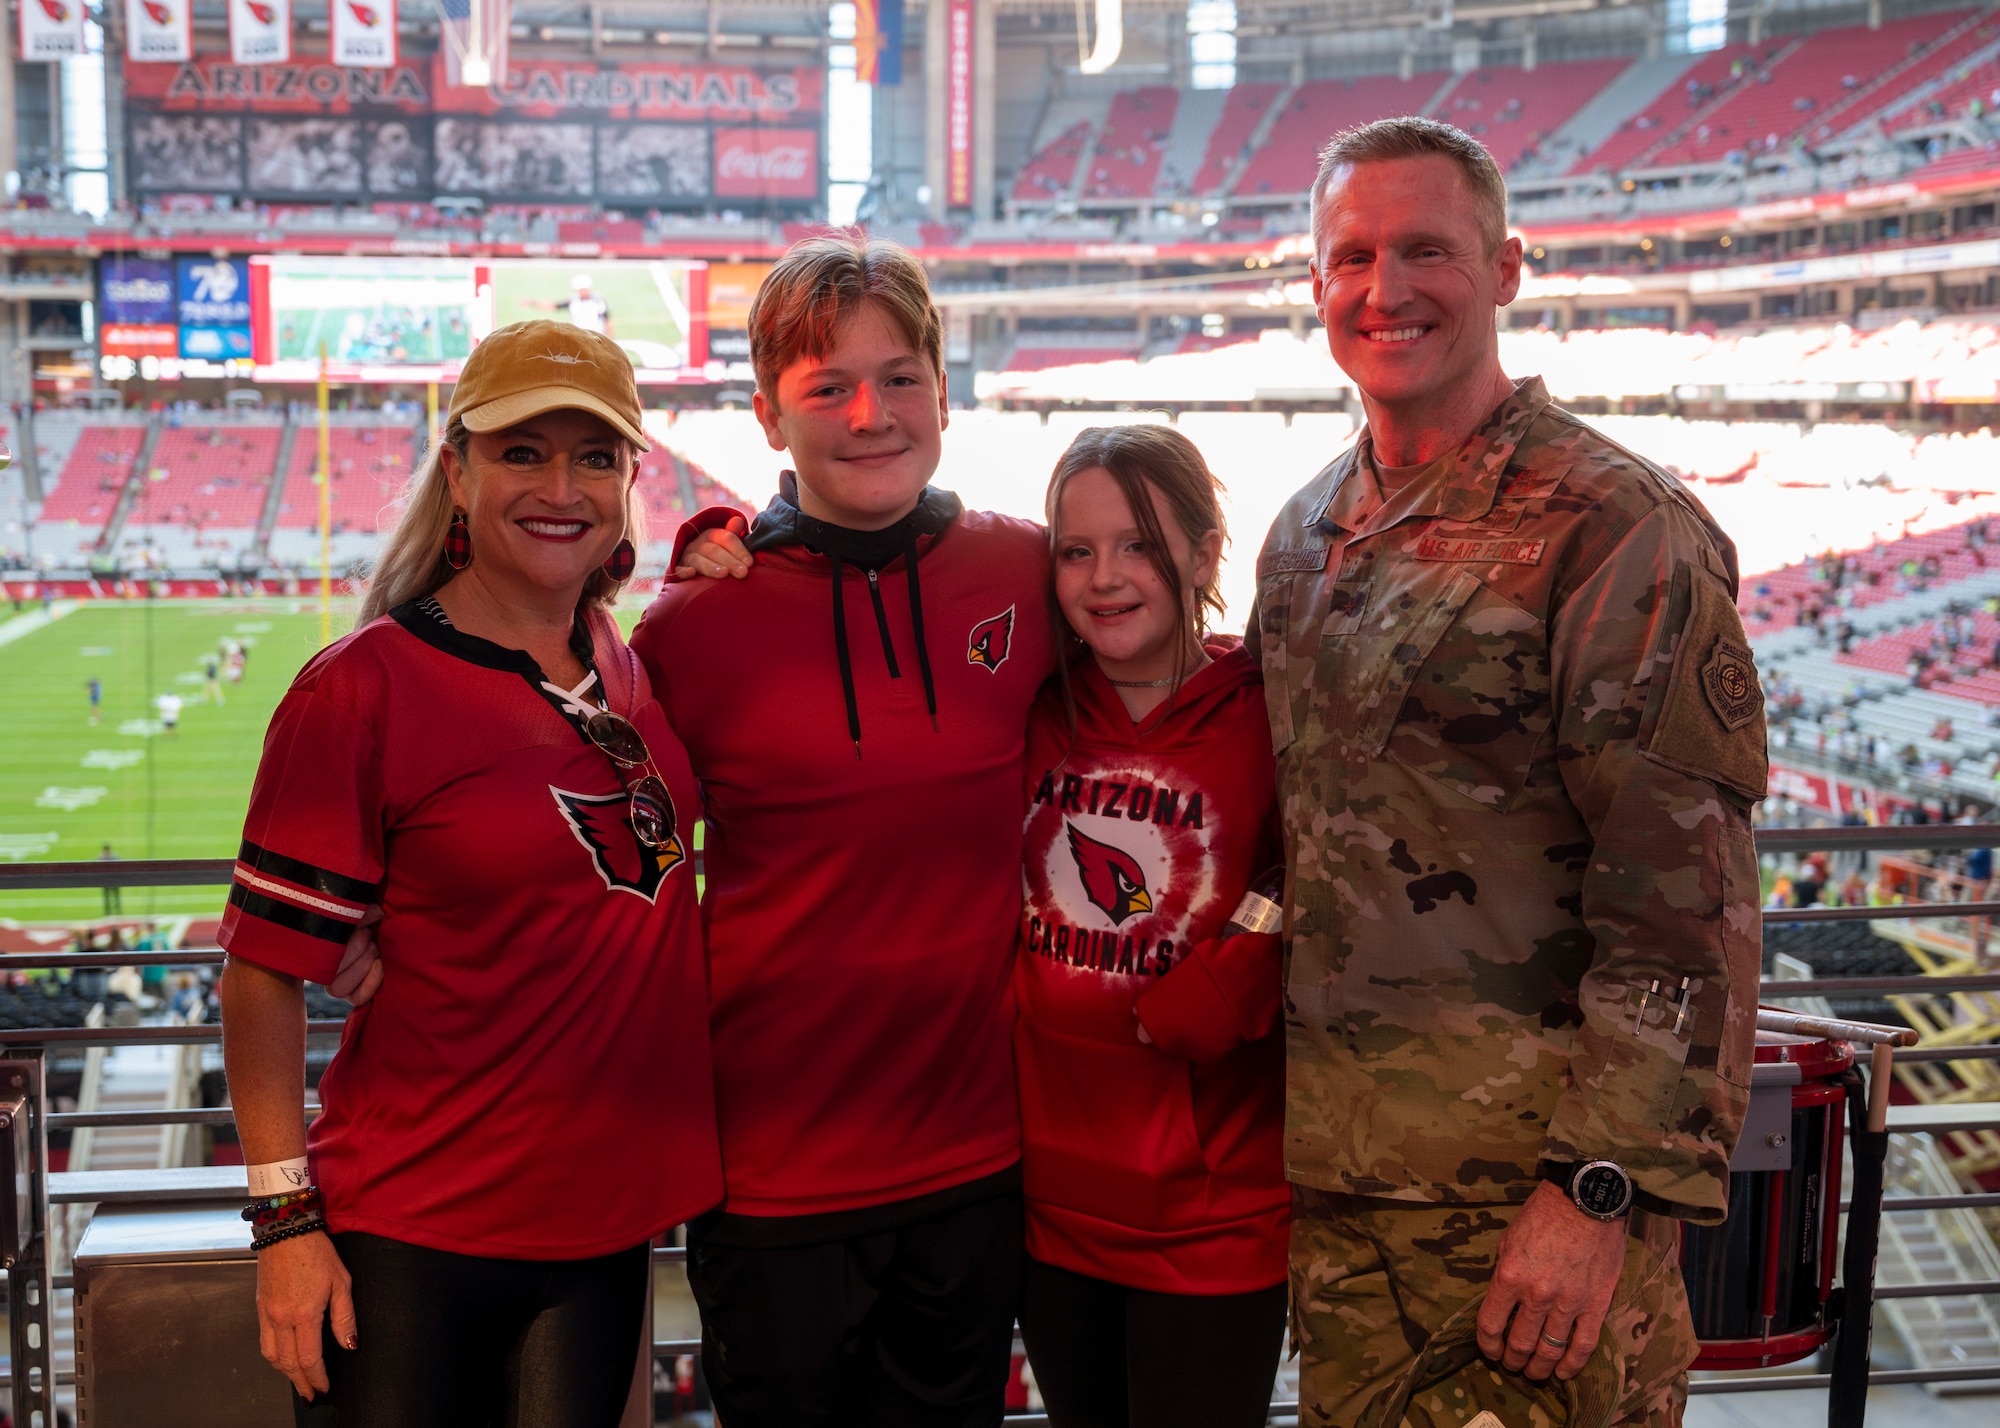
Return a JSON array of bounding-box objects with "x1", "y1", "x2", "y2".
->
[
  {"x1": 237, "y1": 840, "x2": 383, "y2": 905},
  {"x1": 227, "y1": 884, "x2": 359, "y2": 946}
]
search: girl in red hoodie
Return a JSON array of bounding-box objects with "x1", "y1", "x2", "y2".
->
[{"x1": 1018, "y1": 424, "x2": 1288, "y2": 1428}]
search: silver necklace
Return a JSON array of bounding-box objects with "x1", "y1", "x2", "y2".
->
[{"x1": 1106, "y1": 674, "x2": 1182, "y2": 688}]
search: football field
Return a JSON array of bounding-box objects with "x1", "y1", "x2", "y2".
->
[
  {"x1": 0, "y1": 600, "x2": 337, "y2": 922},
  {"x1": 0, "y1": 598, "x2": 652, "y2": 925}
]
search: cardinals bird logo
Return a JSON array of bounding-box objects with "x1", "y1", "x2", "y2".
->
[
  {"x1": 38, "y1": 0, "x2": 70, "y2": 22},
  {"x1": 1066, "y1": 822, "x2": 1153, "y2": 926},
  {"x1": 967, "y1": 605, "x2": 1015, "y2": 673},
  {"x1": 347, "y1": 1, "x2": 378, "y2": 23},
  {"x1": 141, "y1": 0, "x2": 173, "y2": 24},
  {"x1": 247, "y1": 1, "x2": 275, "y2": 23},
  {"x1": 550, "y1": 787, "x2": 685, "y2": 903}
]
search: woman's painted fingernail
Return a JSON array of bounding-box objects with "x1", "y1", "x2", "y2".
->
[{"x1": 345, "y1": 1334, "x2": 358, "y2": 1350}]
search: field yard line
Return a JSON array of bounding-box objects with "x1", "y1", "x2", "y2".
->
[{"x1": 0, "y1": 601, "x2": 79, "y2": 650}]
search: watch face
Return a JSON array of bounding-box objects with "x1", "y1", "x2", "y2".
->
[{"x1": 1574, "y1": 1163, "x2": 1632, "y2": 1218}]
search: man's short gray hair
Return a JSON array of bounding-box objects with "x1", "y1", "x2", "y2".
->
[{"x1": 1309, "y1": 116, "x2": 1510, "y2": 258}]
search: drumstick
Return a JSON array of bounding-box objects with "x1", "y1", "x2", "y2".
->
[
  {"x1": 1868, "y1": 1043, "x2": 1894, "y2": 1134},
  {"x1": 1754, "y1": 1007, "x2": 1919, "y2": 1047}
]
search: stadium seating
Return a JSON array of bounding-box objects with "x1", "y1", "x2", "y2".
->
[
  {"x1": 36, "y1": 426, "x2": 147, "y2": 533},
  {"x1": 1190, "y1": 83, "x2": 1279, "y2": 195},
  {"x1": 1430, "y1": 59, "x2": 1633, "y2": 172},
  {"x1": 1012, "y1": 122, "x2": 1093, "y2": 202},
  {"x1": 1232, "y1": 76, "x2": 1444, "y2": 196},
  {"x1": 124, "y1": 427, "x2": 282, "y2": 532},
  {"x1": 1080, "y1": 88, "x2": 1180, "y2": 200},
  {"x1": 1890, "y1": 32, "x2": 2000, "y2": 131},
  {"x1": 1818, "y1": 13, "x2": 1998, "y2": 139},
  {"x1": 1567, "y1": 43, "x2": 1765, "y2": 174},
  {"x1": 1647, "y1": 15, "x2": 1964, "y2": 166},
  {"x1": 274, "y1": 426, "x2": 416, "y2": 534}
]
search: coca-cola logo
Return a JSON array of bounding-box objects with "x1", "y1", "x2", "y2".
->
[{"x1": 716, "y1": 144, "x2": 810, "y2": 181}]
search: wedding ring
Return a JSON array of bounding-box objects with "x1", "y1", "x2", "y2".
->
[{"x1": 1541, "y1": 1332, "x2": 1570, "y2": 1349}]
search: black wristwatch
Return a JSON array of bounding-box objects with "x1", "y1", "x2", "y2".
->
[{"x1": 1543, "y1": 1160, "x2": 1634, "y2": 1222}]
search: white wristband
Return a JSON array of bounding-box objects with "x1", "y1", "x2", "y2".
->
[
  {"x1": 247, "y1": 1157, "x2": 312, "y2": 1198},
  {"x1": 1229, "y1": 889, "x2": 1284, "y2": 935}
]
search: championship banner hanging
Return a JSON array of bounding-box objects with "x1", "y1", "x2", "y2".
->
[
  {"x1": 945, "y1": 0, "x2": 974, "y2": 207},
  {"x1": 229, "y1": 0, "x2": 290, "y2": 64},
  {"x1": 19, "y1": 0, "x2": 86, "y2": 61},
  {"x1": 127, "y1": 0, "x2": 193, "y2": 63},
  {"x1": 330, "y1": 0, "x2": 395, "y2": 68}
]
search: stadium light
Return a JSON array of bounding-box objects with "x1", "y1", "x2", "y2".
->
[{"x1": 1078, "y1": 0, "x2": 1123, "y2": 74}]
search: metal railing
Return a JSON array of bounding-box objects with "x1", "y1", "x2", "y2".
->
[{"x1": 0, "y1": 827, "x2": 1998, "y2": 1417}]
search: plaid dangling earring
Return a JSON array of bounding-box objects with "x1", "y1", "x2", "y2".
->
[
  {"x1": 602, "y1": 537, "x2": 636, "y2": 581},
  {"x1": 443, "y1": 512, "x2": 472, "y2": 570}
]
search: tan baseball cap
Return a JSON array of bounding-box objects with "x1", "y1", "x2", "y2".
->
[
  {"x1": 1355, "y1": 1294, "x2": 1624, "y2": 1428},
  {"x1": 447, "y1": 319, "x2": 650, "y2": 452}
]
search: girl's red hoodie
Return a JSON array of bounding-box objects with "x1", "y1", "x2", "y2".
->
[{"x1": 1016, "y1": 642, "x2": 1288, "y2": 1295}]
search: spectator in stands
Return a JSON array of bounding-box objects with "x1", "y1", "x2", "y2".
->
[
  {"x1": 217, "y1": 320, "x2": 722, "y2": 1420},
  {"x1": 1262, "y1": 117, "x2": 1759, "y2": 1427}
]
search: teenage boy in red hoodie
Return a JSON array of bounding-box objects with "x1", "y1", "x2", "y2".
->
[{"x1": 630, "y1": 236, "x2": 1054, "y2": 1426}]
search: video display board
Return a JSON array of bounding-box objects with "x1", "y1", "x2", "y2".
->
[
  {"x1": 122, "y1": 50, "x2": 823, "y2": 207},
  {"x1": 248, "y1": 255, "x2": 708, "y2": 383}
]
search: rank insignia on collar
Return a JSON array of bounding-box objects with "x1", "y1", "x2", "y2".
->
[{"x1": 1701, "y1": 636, "x2": 1760, "y2": 731}]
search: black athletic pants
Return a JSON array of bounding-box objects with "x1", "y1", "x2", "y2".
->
[
  {"x1": 685, "y1": 1185, "x2": 1024, "y2": 1428},
  {"x1": 1018, "y1": 1256, "x2": 1288, "y2": 1428},
  {"x1": 294, "y1": 1231, "x2": 649, "y2": 1428}
]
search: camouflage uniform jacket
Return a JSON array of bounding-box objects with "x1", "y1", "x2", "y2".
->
[{"x1": 1248, "y1": 376, "x2": 1766, "y2": 1224}]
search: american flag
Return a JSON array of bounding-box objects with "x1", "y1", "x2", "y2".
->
[{"x1": 437, "y1": 0, "x2": 508, "y2": 87}]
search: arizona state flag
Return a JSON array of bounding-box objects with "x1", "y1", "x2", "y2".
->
[
  {"x1": 229, "y1": 0, "x2": 290, "y2": 63},
  {"x1": 125, "y1": 0, "x2": 191, "y2": 62},
  {"x1": 854, "y1": 0, "x2": 903, "y2": 85},
  {"x1": 330, "y1": 0, "x2": 395, "y2": 67}
]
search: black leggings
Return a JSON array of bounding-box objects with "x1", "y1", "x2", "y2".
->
[
  {"x1": 294, "y1": 1231, "x2": 650, "y2": 1428},
  {"x1": 1019, "y1": 1256, "x2": 1288, "y2": 1428}
]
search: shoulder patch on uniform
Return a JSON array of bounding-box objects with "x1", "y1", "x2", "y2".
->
[
  {"x1": 1259, "y1": 546, "x2": 1330, "y2": 577},
  {"x1": 1640, "y1": 564, "x2": 1767, "y2": 802},
  {"x1": 1701, "y1": 636, "x2": 1760, "y2": 731}
]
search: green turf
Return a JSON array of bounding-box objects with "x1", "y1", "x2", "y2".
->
[
  {"x1": 0, "y1": 598, "x2": 654, "y2": 925},
  {"x1": 489, "y1": 264, "x2": 688, "y2": 361}
]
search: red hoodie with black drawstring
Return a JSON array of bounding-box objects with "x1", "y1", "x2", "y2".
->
[
  {"x1": 1017, "y1": 642, "x2": 1288, "y2": 1295},
  {"x1": 633, "y1": 478, "x2": 1055, "y2": 1220}
]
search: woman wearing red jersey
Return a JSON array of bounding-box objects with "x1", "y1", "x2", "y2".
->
[
  {"x1": 218, "y1": 321, "x2": 722, "y2": 1425},
  {"x1": 1017, "y1": 425, "x2": 1288, "y2": 1428}
]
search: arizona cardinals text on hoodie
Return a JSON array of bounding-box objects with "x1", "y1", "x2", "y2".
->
[
  {"x1": 1017, "y1": 643, "x2": 1289, "y2": 1295},
  {"x1": 632, "y1": 481, "x2": 1055, "y2": 1218},
  {"x1": 218, "y1": 600, "x2": 723, "y2": 1259}
]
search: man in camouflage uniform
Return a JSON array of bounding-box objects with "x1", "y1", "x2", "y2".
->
[{"x1": 1249, "y1": 117, "x2": 1765, "y2": 1427}]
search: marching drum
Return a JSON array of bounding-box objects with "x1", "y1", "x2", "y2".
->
[{"x1": 1682, "y1": 1027, "x2": 1854, "y2": 1369}]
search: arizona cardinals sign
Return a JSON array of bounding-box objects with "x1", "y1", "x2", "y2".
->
[
  {"x1": 228, "y1": 0, "x2": 289, "y2": 64},
  {"x1": 127, "y1": 0, "x2": 192, "y2": 62},
  {"x1": 967, "y1": 605, "x2": 1015, "y2": 673},
  {"x1": 20, "y1": 0, "x2": 85, "y2": 61},
  {"x1": 550, "y1": 786, "x2": 685, "y2": 904},
  {"x1": 1066, "y1": 822, "x2": 1153, "y2": 926},
  {"x1": 330, "y1": 0, "x2": 395, "y2": 68}
]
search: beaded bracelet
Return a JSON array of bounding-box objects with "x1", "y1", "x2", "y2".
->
[
  {"x1": 243, "y1": 1186, "x2": 326, "y2": 1234},
  {"x1": 246, "y1": 1176, "x2": 320, "y2": 1216},
  {"x1": 251, "y1": 1217, "x2": 328, "y2": 1252}
]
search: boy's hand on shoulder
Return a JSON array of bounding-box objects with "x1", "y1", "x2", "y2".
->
[{"x1": 675, "y1": 517, "x2": 754, "y2": 581}]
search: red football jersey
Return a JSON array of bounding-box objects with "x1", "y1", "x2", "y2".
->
[
  {"x1": 219, "y1": 600, "x2": 723, "y2": 1260},
  {"x1": 1017, "y1": 644, "x2": 1289, "y2": 1293},
  {"x1": 633, "y1": 504, "x2": 1055, "y2": 1217}
]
